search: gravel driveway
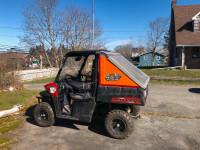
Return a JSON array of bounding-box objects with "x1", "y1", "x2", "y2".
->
[{"x1": 13, "y1": 84, "x2": 200, "y2": 150}]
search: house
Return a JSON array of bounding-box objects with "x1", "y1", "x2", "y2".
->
[
  {"x1": 24, "y1": 55, "x2": 40, "y2": 68},
  {"x1": 125, "y1": 56, "x2": 140, "y2": 66},
  {"x1": 137, "y1": 52, "x2": 165, "y2": 67},
  {"x1": 169, "y1": 0, "x2": 200, "y2": 69},
  {"x1": 0, "y1": 52, "x2": 39, "y2": 69}
]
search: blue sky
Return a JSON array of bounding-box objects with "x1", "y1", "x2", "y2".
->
[{"x1": 0, "y1": 0, "x2": 200, "y2": 51}]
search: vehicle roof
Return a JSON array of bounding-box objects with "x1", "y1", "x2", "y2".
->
[{"x1": 66, "y1": 50, "x2": 110, "y2": 56}]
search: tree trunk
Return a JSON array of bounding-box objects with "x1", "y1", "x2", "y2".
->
[
  {"x1": 152, "y1": 50, "x2": 156, "y2": 66},
  {"x1": 43, "y1": 43, "x2": 53, "y2": 68}
]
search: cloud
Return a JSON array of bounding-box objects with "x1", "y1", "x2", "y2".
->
[
  {"x1": 105, "y1": 39, "x2": 133, "y2": 47},
  {"x1": 105, "y1": 39, "x2": 136, "y2": 50}
]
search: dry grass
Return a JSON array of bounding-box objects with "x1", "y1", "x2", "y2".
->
[
  {"x1": 0, "y1": 66, "x2": 23, "y2": 91},
  {"x1": 140, "y1": 112, "x2": 200, "y2": 119}
]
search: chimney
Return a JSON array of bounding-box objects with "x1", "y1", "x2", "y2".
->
[
  {"x1": 172, "y1": 0, "x2": 177, "y2": 8},
  {"x1": 139, "y1": 47, "x2": 143, "y2": 54}
]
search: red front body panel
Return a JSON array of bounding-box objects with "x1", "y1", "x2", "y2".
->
[{"x1": 44, "y1": 82, "x2": 58, "y2": 97}]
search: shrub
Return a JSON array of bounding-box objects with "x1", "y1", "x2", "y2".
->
[{"x1": 0, "y1": 66, "x2": 23, "y2": 90}]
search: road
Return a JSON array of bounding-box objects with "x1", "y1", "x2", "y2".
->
[{"x1": 13, "y1": 84, "x2": 200, "y2": 150}]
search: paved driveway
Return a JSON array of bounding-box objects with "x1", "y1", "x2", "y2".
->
[{"x1": 13, "y1": 84, "x2": 200, "y2": 150}]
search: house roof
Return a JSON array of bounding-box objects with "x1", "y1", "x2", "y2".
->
[
  {"x1": 0, "y1": 52, "x2": 38, "y2": 61},
  {"x1": 0, "y1": 52, "x2": 28, "y2": 59},
  {"x1": 139, "y1": 52, "x2": 165, "y2": 57},
  {"x1": 174, "y1": 4, "x2": 200, "y2": 45}
]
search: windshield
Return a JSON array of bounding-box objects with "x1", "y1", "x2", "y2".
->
[
  {"x1": 57, "y1": 55, "x2": 95, "y2": 82},
  {"x1": 58, "y1": 56, "x2": 85, "y2": 81}
]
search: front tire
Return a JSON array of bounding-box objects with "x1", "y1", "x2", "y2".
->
[
  {"x1": 105, "y1": 110, "x2": 134, "y2": 139},
  {"x1": 34, "y1": 102, "x2": 55, "y2": 127}
]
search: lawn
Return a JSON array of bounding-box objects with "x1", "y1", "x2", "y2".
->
[
  {"x1": 150, "y1": 79, "x2": 200, "y2": 86},
  {"x1": 141, "y1": 69, "x2": 200, "y2": 78},
  {"x1": 0, "y1": 137, "x2": 18, "y2": 149},
  {"x1": 25, "y1": 77, "x2": 55, "y2": 84},
  {"x1": 0, "y1": 89, "x2": 39, "y2": 111},
  {"x1": 0, "y1": 89, "x2": 39, "y2": 148}
]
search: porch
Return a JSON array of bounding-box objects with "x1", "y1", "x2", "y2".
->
[{"x1": 177, "y1": 46, "x2": 200, "y2": 69}]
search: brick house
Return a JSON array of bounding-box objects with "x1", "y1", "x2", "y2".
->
[
  {"x1": 169, "y1": 0, "x2": 200, "y2": 69},
  {"x1": 24, "y1": 55, "x2": 40, "y2": 68}
]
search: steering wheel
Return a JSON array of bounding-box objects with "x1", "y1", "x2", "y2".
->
[
  {"x1": 82, "y1": 71, "x2": 92, "y2": 82},
  {"x1": 65, "y1": 74, "x2": 74, "y2": 80}
]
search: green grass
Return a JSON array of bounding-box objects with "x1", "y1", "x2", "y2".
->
[
  {"x1": 0, "y1": 137, "x2": 13, "y2": 145},
  {"x1": 0, "y1": 89, "x2": 39, "y2": 111},
  {"x1": 141, "y1": 69, "x2": 200, "y2": 78},
  {"x1": 0, "y1": 89, "x2": 39, "y2": 135},
  {"x1": 0, "y1": 137, "x2": 18, "y2": 149},
  {"x1": 25, "y1": 77, "x2": 55, "y2": 84},
  {"x1": 150, "y1": 79, "x2": 200, "y2": 86},
  {"x1": 0, "y1": 116, "x2": 22, "y2": 134},
  {"x1": 0, "y1": 89, "x2": 40, "y2": 148}
]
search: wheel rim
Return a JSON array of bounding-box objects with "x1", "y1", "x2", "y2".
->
[
  {"x1": 38, "y1": 110, "x2": 48, "y2": 122},
  {"x1": 110, "y1": 118, "x2": 126, "y2": 134}
]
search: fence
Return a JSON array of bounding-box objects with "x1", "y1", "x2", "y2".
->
[{"x1": 15, "y1": 68, "x2": 59, "y2": 81}]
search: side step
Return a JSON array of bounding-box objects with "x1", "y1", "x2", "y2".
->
[{"x1": 57, "y1": 114, "x2": 79, "y2": 121}]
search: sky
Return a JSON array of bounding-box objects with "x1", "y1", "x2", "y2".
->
[{"x1": 0, "y1": 0, "x2": 200, "y2": 51}]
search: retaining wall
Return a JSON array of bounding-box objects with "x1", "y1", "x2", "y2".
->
[{"x1": 15, "y1": 68, "x2": 59, "y2": 81}]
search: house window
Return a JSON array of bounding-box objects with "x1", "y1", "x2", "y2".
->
[
  {"x1": 192, "y1": 47, "x2": 200, "y2": 58},
  {"x1": 144, "y1": 56, "x2": 148, "y2": 60},
  {"x1": 156, "y1": 56, "x2": 160, "y2": 60}
]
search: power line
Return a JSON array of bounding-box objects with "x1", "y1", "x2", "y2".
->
[
  {"x1": 0, "y1": 35, "x2": 18, "y2": 37},
  {"x1": 104, "y1": 31, "x2": 145, "y2": 33},
  {"x1": 0, "y1": 34, "x2": 145, "y2": 38},
  {"x1": 104, "y1": 36, "x2": 145, "y2": 39},
  {"x1": 0, "y1": 26, "x2": 145, "y2": 33},
  {"x1": 0, "y1": 27, "x2": 21, "y2": 30}
]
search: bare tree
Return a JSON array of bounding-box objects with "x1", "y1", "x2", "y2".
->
[
  {"x1": 146, "y1": 17, "x2": 169, "y2": 65},
  {"x1": 20, "y1": 0, "x2": 63, "y2": 68},
  {"x1": 20, "y1": 1, "x2": 104, "y2": 68},
  {"x1": 62, "y1": 6, "x2": 104, "y2": 51},
  {"x1": 114, "y1": 41, "x2": 134, "y2": 57}
]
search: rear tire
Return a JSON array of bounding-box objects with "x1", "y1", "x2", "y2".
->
[
  {"x1": 34, "y1": 102, "x2": 55, "y2": 127},
  {"x1": 105, "y1": 109, "x2": 133, "y2": 139}
]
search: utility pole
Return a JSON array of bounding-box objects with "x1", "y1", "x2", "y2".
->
[
  {"x1": 92, "y1": 0, "x2": 94, "y2": 49},
  {"x1": 40, "y1": 55, "x2": 43, "y2": 69}
]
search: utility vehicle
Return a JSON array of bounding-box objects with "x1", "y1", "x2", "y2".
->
[{"x1": 34, "y1": 50, "x2": 150, "y2": 139}]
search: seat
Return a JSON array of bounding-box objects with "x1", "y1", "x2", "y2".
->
[
  {"x1": 69, "y1": 92, "x2": 92, "y2": 102},
  {"x1": 67, "y1": 80, "x2": 93, "y2": 93}
]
